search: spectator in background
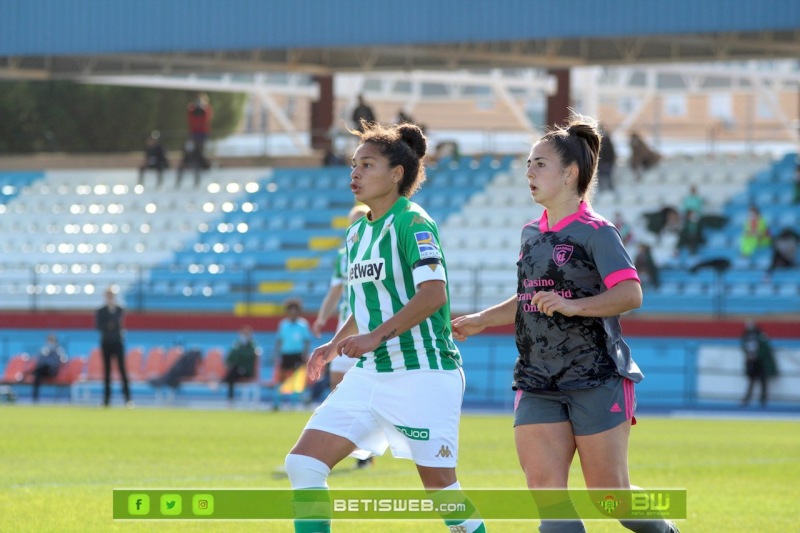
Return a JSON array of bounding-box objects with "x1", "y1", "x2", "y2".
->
[
  {"x1": 613, "y1": 212, "x2": 634, "y2": 247},
  {"x1": 634, "y1": 243, "x2": 660, "y2": 289},
  {"x1": 597, "y1": 124, "x2": 617, "y2": 192},
  {"x1": 186, "y1": 92, "x2": 213, "y2": 172},
  {"x1": 628, "y1": 131, "x2": 661, "y2": 181},
  {"x1": 96, "y1": 287, "x2": 132, "y2": 408},
  {"x1": 740, "y1": 321, "x2": 778, "y2": 407},
  {"x1": 740, "y1": 204, "x2": 771, "y2": 257},
  {"x1": 323, "y1": 148, "x2": 346, "y2": 167},
  {"x1": 768, "y1": 227, "x2": 799, "y2": 273},
  {"x1": 223, "y1": 325, "x2": 258, "y2": 402},
  {"x1": 644, "y1": 205, "x2": 681, "y2": 243},
  {"x1": 176, "y1": 137, "x2": 208, "y2": 188},
  {"x1": 137, "y1": 130, "x2": 169, "y2": 188},
  {"x1": 268, "y1": 298, "x2": 312, "y2": 411},
  {"x1": 149, "y1": 348, "x2": 203, "y2": 391},
  {"x1": 681, "y1": 184, "x2": 705, "y2": 216},
  {"x1": 395, "y1": 109, "x2": 414, "y2": 125},
  {"x1": 351, "y1": 94, "x2": 376, "y2": 132},
  {"x1": 794, "y1": 162, "x2": 800, "y2": 204},
  {"x1": 677, "y1": 209, "x2": 706, "y2": 255},
  {"x1": 27, "y1": 333, "x2": 67, "y2": 402}
]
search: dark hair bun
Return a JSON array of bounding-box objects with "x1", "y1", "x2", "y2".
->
[{"x1": 397, "y1": 124, "x2": 427, "y2": 159}]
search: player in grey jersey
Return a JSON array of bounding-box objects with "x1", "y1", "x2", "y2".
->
[
  {"x1": 452, "y1": 115, "x2": 679, "y2": 533},
  {"x1": 284, "y1": 121, "x2": 486, "y2": 533}
]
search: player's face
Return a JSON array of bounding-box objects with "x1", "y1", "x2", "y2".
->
[
  {"x1": 525, "y1": 141, "x2": 572, "y2": 206},
  {"x1": 350, "y1": 143, "x2": 401, "y2": 209}
]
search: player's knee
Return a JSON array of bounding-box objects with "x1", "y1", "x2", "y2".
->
[{"x1": 284, "y1": 453, "x2": 331, "y2": 489}]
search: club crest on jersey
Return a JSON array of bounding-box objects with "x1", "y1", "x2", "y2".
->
[
  {"x1": 553, "y1": 244, "x2": 573, "y2": 266},
  {"x1": 349, "y1": 258, "x2": 386, "y2": 284},
  {"x1": 414, "y1": 231, "x2": 441, "y2": 260}
]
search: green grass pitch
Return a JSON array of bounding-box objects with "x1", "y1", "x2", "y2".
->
[{"x1": 1, "y1": 405, "x2": 798, "y2": 532}]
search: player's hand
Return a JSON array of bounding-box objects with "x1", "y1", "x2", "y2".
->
[
  {"x1": 307, "y1": 342, "x2": 336, "y2": 381},
  {"x1": 311, "y1": 318, "x2": 326, "y2": 338},
  {"x1": 335, "y1": 333, "x2": 378, "y2": 359},
  {"x1": 530, "y1": 291, "x2": 577, "y2": 317},
  {"x1": 451, "y1": 313, "x2": 486, "y2": 341}
]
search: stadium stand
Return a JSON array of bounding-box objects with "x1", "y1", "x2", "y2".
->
[{"x1": 0, "y1": 151, "x2": 796, "y2": 317}]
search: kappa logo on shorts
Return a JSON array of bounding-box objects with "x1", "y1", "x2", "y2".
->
[
  {"x1": 553, "y1": 244, "x2": 574, "y2": 266},
  {"x1": 435, "y1": 445, "x2": 453, "y2": 458}
]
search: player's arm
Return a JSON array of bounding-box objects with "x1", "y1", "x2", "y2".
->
[
  {"x1": 335, "y1": 280, "x2": 446, "y2": 359},
  {"x1": 532, "y1": 279, "x2": 642, "y2": 318},
  {"x1": 451, "y1": 295, "x2": 517, "y2": 341},
  {"x1": 312, "y1": 283, "x2": 344, "y2": 337},
  {"x1": 306, "y1": 315, "x2": 358, "y2": 381}
]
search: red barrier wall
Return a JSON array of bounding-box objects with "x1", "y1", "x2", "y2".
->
[{"x1": 1, "y1": 312, "x2": 797, "y2": 339}]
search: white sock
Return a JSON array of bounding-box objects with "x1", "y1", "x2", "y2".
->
[{"x1": 284, "y1": 453, "x2": 331, "y2": 489}]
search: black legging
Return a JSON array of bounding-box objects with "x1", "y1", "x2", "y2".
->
[
  {"x1": 223, "y1": 365, "x2": 254, "y2": 400},
  {"x1": 32, "y1": 364, "x2": 58, "y2": 401},
  {"x1": 102, "y1": 340, "x2": 131, "y2": 406}
]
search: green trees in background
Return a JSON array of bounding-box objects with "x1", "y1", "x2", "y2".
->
[{"x1": 0, "y1": 81, "x2": 246, "y2": 153}]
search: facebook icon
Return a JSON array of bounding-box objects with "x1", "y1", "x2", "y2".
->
[{"x1": 128, "y1": 494, "x2": 150, "y2": 515}]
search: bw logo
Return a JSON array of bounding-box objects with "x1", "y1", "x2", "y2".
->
[{"x1": 435, "y1": 445, "x2": 452, "y2": 458}]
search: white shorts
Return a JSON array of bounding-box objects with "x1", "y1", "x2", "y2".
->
[
  {"x1": 329, "y1": 354, "x2": 358, "y2": 374},
  {"x1": 304, "y1": 366, "x2": 465, "y2": 468}
]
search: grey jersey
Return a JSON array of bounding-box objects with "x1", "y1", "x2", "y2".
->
[{"x1": 513, "y1": 202, "x2": 643, "y2": 391}]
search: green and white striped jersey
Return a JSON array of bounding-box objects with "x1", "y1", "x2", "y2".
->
[
  {"x1": 345, "y1": 197, "x2": 461, "y2": 372},
  {"x1": 331, "y1": 246, "x2": 351, "y2": 328}
]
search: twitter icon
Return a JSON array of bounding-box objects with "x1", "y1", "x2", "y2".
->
[{"x1": 160, "y1": 494, "x2": 182, "y2": 515}]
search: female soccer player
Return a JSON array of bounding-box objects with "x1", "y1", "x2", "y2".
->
[
  {"x1": 451, "y1": 115, "x2": 678, "y2": 533},
  {"x1": 284, "y1": 121, "x2": 486, "y2": 533}
]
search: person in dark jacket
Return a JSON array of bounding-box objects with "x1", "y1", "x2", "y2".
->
[
  {"x1": 96, "y1": 287, "x2": 132, "y2": 408},
  {"x1": 223, "y1": 325, "x2": 258, "y2": 401},
  {"x1": 28, "y1": 333, "x2": 67, "y2": 402},
  {"x1": 741, "y1": 321, "x2": 779, "y2": 407},
  {"x1": 137, "y1": 131, "x2": 169, "y2": 188}
]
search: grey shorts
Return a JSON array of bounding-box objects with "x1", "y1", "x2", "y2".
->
[{"x1": 513, "y1": 377, "x2": 636, "y2": 436}]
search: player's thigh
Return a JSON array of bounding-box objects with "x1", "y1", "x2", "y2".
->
[
  {"x1": 514, "y1": 421, "x2": 576, "y2": 488},
  {"x1": 289, "y1": 429, "x2": 358, "y2": 470},
  {"x1": 574, "y1": 420, "x2": 631, "y2": 488}
]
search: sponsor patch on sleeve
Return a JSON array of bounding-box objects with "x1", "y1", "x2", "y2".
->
[{"x1": 414, "y1": 231, "x2": 441, "y2": 260}]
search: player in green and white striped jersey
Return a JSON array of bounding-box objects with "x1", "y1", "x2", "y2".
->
[
  {"x1": 285, "y1": 121, "x2": 486, "y2": 533},
  {"x1": 343, "y1": 195, "x2": 461, "y2": 373}
]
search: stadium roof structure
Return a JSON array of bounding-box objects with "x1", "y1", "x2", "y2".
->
[{"x1": 1, "y1": 0, "x2": 799, "y2": 79}]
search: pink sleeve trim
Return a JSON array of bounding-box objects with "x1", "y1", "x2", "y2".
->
[{"x1": 604, "y1": 268, "x2": 640, "y2": 289}]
